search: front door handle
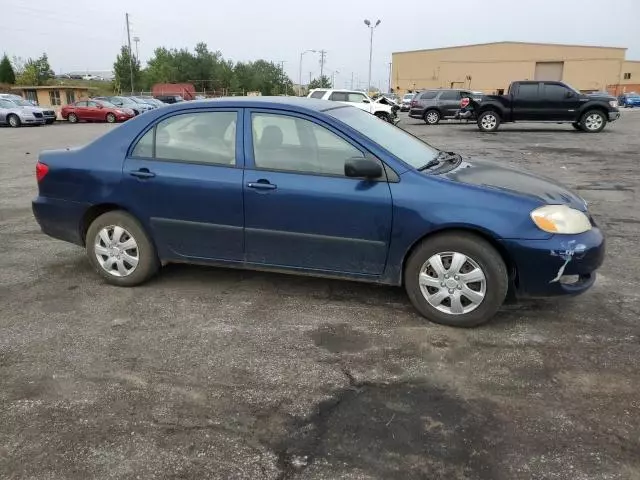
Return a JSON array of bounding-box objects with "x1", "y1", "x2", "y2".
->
[
  {"x1": 247, "y1": 180, "x2": 277, "y2": 190},
  {"x1": 129, "y1": 168, "x2": 156, "y2": 179}
]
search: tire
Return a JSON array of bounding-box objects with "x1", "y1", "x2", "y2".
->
[
  {"x1": 106, "y1": 113, "x2": 116, "y2": 123},
  {"x1": 7, "y1": 114, "x2": 21, "y2": 128},
  {"x1": 572, "y1": 122, "x2": 583, "y2": 131},
  {"x1": 85, "y1": 211, "x2": 159, "y2": 287},
  {"x1": 375, "y1": 112, "x2": 392, "y2": 123},
  {"x1": 580, "y1": 110, "x2": 607, "y2": 133},
  {"x1": 68, "y1": 113, "x2": 78, "y2": 123},
  {"x1": 424, "y1": 109, "x2": 441, "y2": 125},
  {"x1": 477, "y1": 111, "x2": 501, "y2": 132},
  {"x1": 404, "y1": 232, "x2": 508, "y2": 327}
]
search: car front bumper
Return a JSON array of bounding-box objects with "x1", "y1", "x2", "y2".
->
[
  {"x1": 500, "y1": 228, "x2": 605, "y2": 298},
  {"x1": 22, "y1": 117, "x2": 46, "y2": 125},
  {"x1": 609, "y1": 111, "x2": 621, "y2": 121}
]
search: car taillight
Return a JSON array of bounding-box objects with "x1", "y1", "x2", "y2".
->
[
  {"x1": 36, "y1": 161, "x2": 49, "y2": 182},
  {"x1": 460, "y1": 98, "x2": 470, "y2": 108}
]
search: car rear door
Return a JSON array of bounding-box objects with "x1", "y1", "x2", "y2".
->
[
  {"x1": 73, "y1": 101, "x2": 88, "y2": 120},
  {"x1": 242, "y1": 109, "x2": 393, "y2": 275},
  {"x1": 86, "y1": 101, "x2": 101, "y2": 121},
  {"x1": 121, "y1": 108, "x2": 245, "y2": 261},
  {"x1": 438, "y1": 90, "x2": 463, "y2": 117},
  {"x1": 511, "y1": 83, "x2": 543, "y2": 121}
]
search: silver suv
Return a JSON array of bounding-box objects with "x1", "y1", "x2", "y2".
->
[
  {"x1": 408, "y1": 89, "x2": 475, "y2": 125},
  {"x1": 0, "y1": 98, "x2": 46, "y2": 127}
]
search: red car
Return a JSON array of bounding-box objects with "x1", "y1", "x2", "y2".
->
[{"x1": 61, "y1": 100, "x2": 135, "y2": 124}]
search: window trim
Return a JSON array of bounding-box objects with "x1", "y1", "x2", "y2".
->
[
  {"x1": 244, "y1": 108, "x2": 393, "y2": 182},
  {"x1": 127, "y1": 108, "x2": 244, "y2": 168}
]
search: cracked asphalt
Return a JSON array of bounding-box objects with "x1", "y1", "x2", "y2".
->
[{"x1": 1, "y1": 111, "x2": 639, "y2": 479}]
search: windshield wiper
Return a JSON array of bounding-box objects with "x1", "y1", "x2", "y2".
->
[{"x1": 417, "y1": 151, "x2": 460, "y2": 171}]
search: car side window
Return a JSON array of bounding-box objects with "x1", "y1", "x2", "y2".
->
[
  {"x1": 131, "y1": 111, "x2": 237, "y2": 165},
  {"x1": 418, "y1": 91, "x2": 438, "y2": 100},
  {"x1": 347, "y1": 93, "x2": 366, "y2": 103},
  {"x1": 310, "y1": 90, "x2": 326, "y2": 99},
  {"x1": 87, "y1": 101, "x2": 98, "y2": 107},
  {"x1": 329, "y1": 92, "x2": 348, "y2": 102},
  {"x1": 438, "y1": 91, "x2": 459, "y2": 100},
  {"x1": 251, "y1": 112, "x2": 363, "y2": 176},
  {"x1": 75, "y1": 101, "x2": 87, "y2": 107},
  {"x1": 543, "y1": 84, "x2": 570, "y2": 100},
  {"x1": 516, "y1": 84, "x2": 539, "y2": 99}
]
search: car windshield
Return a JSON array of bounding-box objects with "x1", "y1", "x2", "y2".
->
[
  {"x1": 98, "y1": 101, "x2": 117, "y2": 108},
  {"x1": 113, "y1": 97, "x2": 136, "y2": 105},
  {"x1": 328, "y1": 106, "x2": 439, "y2": 169}
]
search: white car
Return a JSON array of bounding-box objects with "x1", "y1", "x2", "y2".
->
[{"x1": 307, "y1": 89, "x2": 396, "y2": 123}]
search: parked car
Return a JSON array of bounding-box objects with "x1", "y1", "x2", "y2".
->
[
  {"x1": 400, "y1": 93, "x2": 415, "y2": 112},
  {"x1": 409, "y1": 89, "x2": 476, "y2": 125},
  {"x1": 618, "y1": 92, "x2": 640, "y2": 108},
  {"x1": 7, "y1": 98, "x2": 57, "y2": 124},
  {"x1": 0, "y1": 98, "x2": 46, "y2": 127},
  {"x1": 32, "y1": 97, "x2": 605, "y2": 327},
  {"x1": 61, "y1": 100, "x2": 134, "y2": 123},
  {"x1": 466, "y1": 81, "x2": 620, "y2": 132},
  {"x1": 94, "y1": 96, "x2": 152, "y2": 115},
  {"x1": 130, "y1": 96, "x2": 160, "y2": 108},
  {"x1": 155, "y1": 95, "x2": 184, "y2": 104},
  {"x1": 307, "y1": 88, "x2": 396, "y2": 123}
]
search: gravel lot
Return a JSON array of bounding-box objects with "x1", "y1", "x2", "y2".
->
[{"x1": 1, "y1": 112, "x2": 639, "y2": 480}]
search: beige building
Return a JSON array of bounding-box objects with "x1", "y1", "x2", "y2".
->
[
  {"x1": 392, "y1": 41, "x2": 640, "y2": 96},
  {"x1": 10, "y1": 85, "x2": 96, "y2": 119}
]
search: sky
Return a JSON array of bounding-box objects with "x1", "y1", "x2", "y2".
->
[{"x1": 3, "y1": 0, "x2": 639, "y2": 90}]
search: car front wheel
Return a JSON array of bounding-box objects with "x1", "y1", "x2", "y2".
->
[
  {"x1": 86, "y1": 211, "x2": 159, "y2": 286},
  {"x1": 404, "y1": 232, "x2": 508, "y2": 327},
  {"x1": 580, "y1": 110, "x2": 607, "y2": 133},
  {"x1": 477, "y1": 111, "x2": 501, "y2": 132},
  {"x1": 7, "y1": 114, "x2": 21, "y2": 128}
]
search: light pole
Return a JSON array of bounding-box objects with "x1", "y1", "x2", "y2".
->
[
  {"x1": 364, "y1": 19, "x2": 381, "y2": 96},
  {"x1": 331, "y1": 70, "x2": 340, "y2": 88},
  {"x1": 299, "y1": 50, "x2": 317, "y2": 96}
]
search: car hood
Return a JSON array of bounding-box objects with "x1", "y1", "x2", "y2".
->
[
  {"x1": 18, "y1": 105, "x2": 45, "y2": 113},
  {"x1": 441, "y1": 158, "x2": 587, "y2": 210}
]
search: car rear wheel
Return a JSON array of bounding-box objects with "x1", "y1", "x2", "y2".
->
[
  {"x1": 68, "y1": 113, "x2": 78, "y2": 123},
  {"x1": 477, "y1": 111, "x2": 501, "y2": 132},
  {"x1": 404, "y1": 232, "x2": 508, "y2": 327},
  {"x1": 86, "y1": 211, "x2": 159, "y2": 287},
  {"x1": 572, "y1": 122, "x2": 583, "y2": 131},
  {"x1": 7, "y1": 114, "x2": 21, "y2": 128},
  {"x1": 580, "y1": 110, "x2": 607, "y2": 133},
  {"x1": 106, "y1": 113, "x2": 116, "y2": 123},
  {"x1": 424, "y1": 109, "x2": 441, "y2": 125}
]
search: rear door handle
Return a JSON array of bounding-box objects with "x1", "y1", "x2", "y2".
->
[
  {"x1": 247, "y1": 181, "x2": 277, "y2": 190},
  {"x1": 129, "y1": 168, "x2": 156, "y2": 179}
]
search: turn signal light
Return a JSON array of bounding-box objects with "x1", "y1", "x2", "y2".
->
[{"x1": 36, "y1": 162, "x2": 49, "y2": 182}]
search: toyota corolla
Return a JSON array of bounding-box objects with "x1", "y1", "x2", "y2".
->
[{"x1": 32, "y1": 97, "x2": 605, "y2": 327}]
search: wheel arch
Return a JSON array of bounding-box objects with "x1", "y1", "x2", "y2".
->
[
  {"x1": 400, "y1": 227, "x2": 517, "y2": 288},
  {"x1": 80, "y1": 203, "x2": 133, "y2": 246},
  {"x1": 578, "y1": 104, "x2": 609, "y2": 119}
]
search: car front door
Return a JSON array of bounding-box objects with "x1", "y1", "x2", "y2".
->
[
  {"x1": 73, "y1": 101, "x2": 88, "y2": 120},
  {"x1": 242, "y1": 110, "x2": 393, "y2": 275},
  {"x1": 121, "y1": 109, "x2": 245, "y2": 261},
  {"x1": 86, "y1": 101, "x2": 101, "y2": 121},
  {"x1": 541, "y1": 83, "x2": 581, "y2": 121}
]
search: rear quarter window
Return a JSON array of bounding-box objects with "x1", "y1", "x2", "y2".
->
[{"x1": 310, "y1": 90, "x2": 326, "y2": 99}]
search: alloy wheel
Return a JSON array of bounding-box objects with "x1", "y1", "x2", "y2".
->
[
  {"x1": 94, "y1": 225, "x2": 139, "y2": 277},
  {"x1": 418, "y1": 251, "x2": 486, "y2": 315},
  {"x1": 481, "y1": 114, "x2": 497, "y2": 130},
  {"x1": 426, "y1": 111, "x2": 439, "y2": 124},
  {"x1": 584, "y1": 113, "x2": 604, "y2": 131}
]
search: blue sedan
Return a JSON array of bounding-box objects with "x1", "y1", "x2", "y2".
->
[
  {"x1": 32, "y1": 97, "x2": 605, "y2": 327},
  {"x1": 619, "y1": 93, "x2": 640, "y2": 108}
]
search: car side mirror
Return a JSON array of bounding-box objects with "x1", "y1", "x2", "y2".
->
[
  {"x1": 344, "y1": 157, "x2": 383, "y2": 179},
  {"x1": 565, "y1": 91, "x2": 575, "y2": 98},
  {"x1": 362, "y1": 99, "x2": 370, "y2": 103},
  {"x1": 96, "y1": 104, "x2": 103, "y2": 109}
]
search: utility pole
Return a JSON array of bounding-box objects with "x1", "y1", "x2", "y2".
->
[
  {"x1": 388, "y1": 62, "x2": 392, "y2": 93},
  {"x1": 309, "y1": 71, "x2": 312, "y2": 85},
  {"x1": 125, "y1": 13, "x2": 134, "y2": 94},
  {"x1": 319, "y1": 50, "x2": 326, "y2": 81},
  {"x1": 278, "y1": 61, "x2": 286, "y2": 95}
]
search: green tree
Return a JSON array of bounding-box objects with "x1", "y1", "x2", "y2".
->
[
  {"x1": 308, "y1": 75, "x2": 331, "y2": 89},
  {"x1": 0, "y1": 54, "x2": 16, "y2": 84},
  {"x1": 15, "y1": 53, "x2": 53, "y2": 86},
  {"x1": 113, "y1": 46, "x2": 141, "y2": 93}
]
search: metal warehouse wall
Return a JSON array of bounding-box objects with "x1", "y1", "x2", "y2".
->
[{"x1": 392, "y1": 42, "x2": 630, "y2": 94}]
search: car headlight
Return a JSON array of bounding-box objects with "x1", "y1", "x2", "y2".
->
[
  {"x1": 609, "y1": 100, "x2": 618, "y2": 108},
  {"x1": 530, "y1": 205, "x2": 591, "y2": 234},
  {"x1": 115, "y1": 109, "x2": 123, "y2": 114}
]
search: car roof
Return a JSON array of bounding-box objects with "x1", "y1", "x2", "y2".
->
[{"x1": 158, "y1": 96, "x2": 343, "y2": 113}]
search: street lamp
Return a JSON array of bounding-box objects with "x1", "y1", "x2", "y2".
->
[
  {"x1": 299, "y1": 50, "x2": 317, "y2": 96},
  {"x1": 331, "y1": 70, "x2": 340, "y2": 88},
  {"x1": 364, "y1": 19, "x2": 381, "y2": 96}
]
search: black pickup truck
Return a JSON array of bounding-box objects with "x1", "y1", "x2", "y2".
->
[{"x1": 463, "y1": 81, "x2": 620, "y2": 133}]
